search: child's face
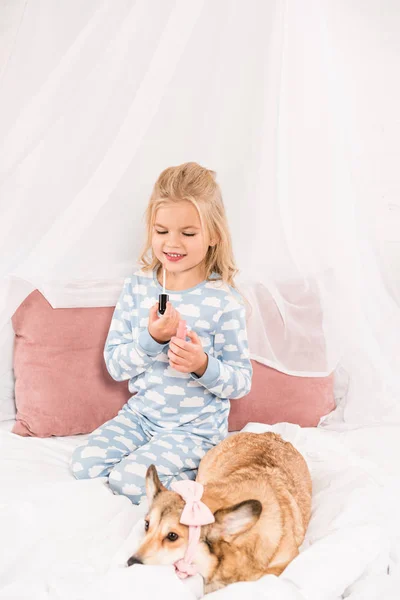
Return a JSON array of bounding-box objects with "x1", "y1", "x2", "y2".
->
[{"x1": 152, "y1": 201, "x2": 211, "y2": 274}]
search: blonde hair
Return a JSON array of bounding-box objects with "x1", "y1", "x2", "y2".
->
[{"x1": 138, "y1": 162, "x2": 239, "y2": 288}]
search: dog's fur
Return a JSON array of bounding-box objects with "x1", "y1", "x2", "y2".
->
[{"x1": 127, "y1": 432, "x2": 312, "y2": 593}]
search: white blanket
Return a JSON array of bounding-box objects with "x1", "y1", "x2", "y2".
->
[{"x1": 0, "y1": 421, "x2": 398, "y2": 599}]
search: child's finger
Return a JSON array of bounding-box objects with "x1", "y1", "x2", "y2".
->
[
  {"x1": 161, "y1": 303, "x2": 175, "y2": 324},
  {"x1": 187, "y1": 330, "x2": 202, "y2": 345},
  {"x1": 168, "y1": 349, "x2": 188, "y2": 366},
  {"x1": 149, "y1": 302, "x2": 159, "y2": 323},
  {"x1": 165, "y1": 303, "x2": 178, "y2": 322},
  {"x1": 169, "y1": 361, "x2": 187, "y2": 373},
  {"x1": 170, "y1": 337, "x2": 188, "y2": 351},
  {"x1": 169, "y1": 340, "x2": 191, "y2": 357},
  {"x1": 169, "y1": 316, "x2": 181, "y2": 336}
]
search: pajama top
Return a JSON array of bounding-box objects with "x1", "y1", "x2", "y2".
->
[{"x1": 104, "y1": 268, "x2": 252, "y2": 442}]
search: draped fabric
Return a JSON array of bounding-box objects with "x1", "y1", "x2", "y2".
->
[{"x1": 1, "y1": 0, "x2": 399, "y2": 426}]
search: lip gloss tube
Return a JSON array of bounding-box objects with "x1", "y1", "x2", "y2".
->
[
  {"x1": 159, "y1": 267, "x2": 168, "y2": 315},
  {"x1": 158, "y1": 293, "x2": 168, "y2": 315},
  {"x1": 176, "y1": 320, "x2": 187, "y2": 340}
]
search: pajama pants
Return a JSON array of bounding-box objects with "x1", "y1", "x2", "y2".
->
[{"x1": 70, "y1": 404, "x2": 215, "y2": 505}]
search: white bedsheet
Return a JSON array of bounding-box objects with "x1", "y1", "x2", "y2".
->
[{"x1": 0, "y1": 420, "x2": 399, "y2": 599}]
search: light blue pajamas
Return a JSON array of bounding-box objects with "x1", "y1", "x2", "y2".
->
[
  {"x1": 72, "y1": 404, "x2": 214, "y2": 503},
  {"x1": 71, "y1": 268, "x2": 252, "y2": 504}
]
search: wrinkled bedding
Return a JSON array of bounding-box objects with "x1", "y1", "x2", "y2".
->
[{"x1": 1, "y1": 419, "x2": 399, "y2": 599}]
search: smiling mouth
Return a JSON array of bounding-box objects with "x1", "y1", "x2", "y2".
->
[{"x1": 164, "y1": 252, "x2": 186, "y2": 258}]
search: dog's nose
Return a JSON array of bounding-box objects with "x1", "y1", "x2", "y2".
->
[{"x1": 127, "y1": 555, "x2": 143, "y2": 567}]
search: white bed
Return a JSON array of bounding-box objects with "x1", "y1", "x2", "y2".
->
[{"x1": 1, "y1": 418, "x2": 400, "y2": 600}]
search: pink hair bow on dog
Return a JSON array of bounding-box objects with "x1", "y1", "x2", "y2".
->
[{"x1": 170, "y1": 480, "x2": 215, "y2": 579}]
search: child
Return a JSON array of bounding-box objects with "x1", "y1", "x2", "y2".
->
[{"x1": 71, "y1": 162, "x2": 252, "y2": 504}]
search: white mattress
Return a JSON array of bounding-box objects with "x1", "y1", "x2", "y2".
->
[{"x1": 1, "y1": 419, "x2": 400, "y2": 599}]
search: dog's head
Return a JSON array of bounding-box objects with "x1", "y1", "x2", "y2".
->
[
  {"x1": 127, "y1": 465, "x2": 189, "y2": 567},
  {"x1": 127, "y1": 466, "x2": 262, "y2": 590}
]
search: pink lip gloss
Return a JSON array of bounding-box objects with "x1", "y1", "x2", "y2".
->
[{"x1": 176, "y1": 320, "x2": 187, "y2": 340}]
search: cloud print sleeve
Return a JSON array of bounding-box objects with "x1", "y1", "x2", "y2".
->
[
  {"x1": 104, "y1": 277, "x2": 168, "y2": 382},
  {"x1": 191, "y1": 299, "x2": 253, "y2": 399}
]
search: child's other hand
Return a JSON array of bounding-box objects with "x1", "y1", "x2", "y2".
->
[
  {"x1": 168, "y1": 330, "x2": 208, "y2": 376},
  {"x1": 148, "y1": 301, "x2": 180, "y2": 344}
]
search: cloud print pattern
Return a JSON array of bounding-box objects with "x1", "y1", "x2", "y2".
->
[
  {"x1": 71, "y1": 268, "x2": 252, "y2": 503},
  {"x1": 105, "y1": 268, "x2": 252, "y2": 439}
]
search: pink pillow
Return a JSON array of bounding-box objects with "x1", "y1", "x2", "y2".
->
[
  {"x1": 11, "y1": 290, "x2": 130, "y2": 437},
  {"x1": 11, "y1": 290, "x2": 334, "y2": 437},
  {"x1": 228, "y1": 360, "x2": 335, "y2": 431}
]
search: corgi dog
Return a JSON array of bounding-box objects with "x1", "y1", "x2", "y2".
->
[{"x1": 127, "y1": 431, "x2": 312, "y2": 593}]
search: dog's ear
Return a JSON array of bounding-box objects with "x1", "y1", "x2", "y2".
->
[
  {"x1": 210, "y1": 500, "x2": 262, "y2": 540},
  {"x1": 146, "y1": 465, "x2": 167, "y2": 505}
]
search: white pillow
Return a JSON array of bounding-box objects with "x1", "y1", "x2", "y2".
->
[{"x1": 0, "y1": 320, "x2": 16, "y2": 421}]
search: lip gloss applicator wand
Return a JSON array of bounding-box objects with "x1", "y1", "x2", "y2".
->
[{"x1": 158, "y1": 267, "x2": 187, "y2": 340}]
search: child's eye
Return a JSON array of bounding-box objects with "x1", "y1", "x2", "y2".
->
[{"x1": 155, "y1": 230, "x2": 195, "y2": 237}]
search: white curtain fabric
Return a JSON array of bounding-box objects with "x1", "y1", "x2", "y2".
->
[{"x1": 1, "y1": 0, "x2": 399, "y2": 426}]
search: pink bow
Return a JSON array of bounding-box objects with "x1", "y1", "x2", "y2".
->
[
  {"x1": 170, "y1": 480, "x2": 214, "y2": 579},
  {"x1": 170, "y1": 480, "x2": 215, "y2": 526}
]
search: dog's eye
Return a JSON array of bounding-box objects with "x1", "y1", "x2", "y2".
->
[
  {"x1": 144, "y1": 519, "x2": 150, "y2": 531},
  {"x1": 166, "y1": 532, "x2": 179, "y2": 542},
  {"x1": 204, "y1": 537, "x2": 214, "y2": 552}
]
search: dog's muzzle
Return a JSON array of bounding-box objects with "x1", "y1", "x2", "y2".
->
[{"x1": 127, "y1": 555, "x2": 143, "y2": 566}]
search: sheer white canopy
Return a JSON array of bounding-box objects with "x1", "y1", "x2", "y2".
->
[{"x1": 1, "y1": 0, "x2": 399, "y2": 426}]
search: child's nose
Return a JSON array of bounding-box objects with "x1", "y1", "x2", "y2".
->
[{"x1": 165, "y1": 231, "x2": 181, "y2": 245}]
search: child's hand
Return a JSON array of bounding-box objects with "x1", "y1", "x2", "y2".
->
[
  {"x1": 168, "y1": 330, "x2": 208, "y2": 376},
  {"x1": 148, "y1": 301, "x2": 181, "y2": 344}
]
